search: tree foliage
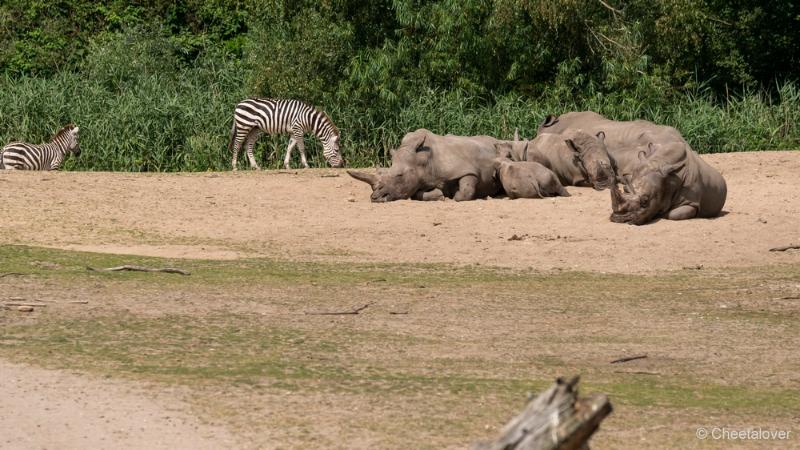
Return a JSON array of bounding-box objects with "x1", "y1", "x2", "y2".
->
[{"x1": 0, "y1": 0, "x2": 798, "y2": 170}]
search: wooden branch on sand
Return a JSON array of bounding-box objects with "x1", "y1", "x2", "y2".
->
[
  {"x1": 0, "y1": 272, "x2": 25, "y2": 278},
  {"x1": 3, "y1": 302, "x2": 47, "y2": 307},
  {"x1": 474, "y1": 376, "x2": 612, "y2": 450},
  {"x1": 610, "y1": 354, "x2": 648, "y2": 364},
  {"x1": 769, "y1": 244, "x2": 800, "y2": 252},
  {"x1": 86, "y1": 265, "x2": 190, "y2": 275},
  {"x1": 305, "y1": 303, "x2": 371, "y2": 316}
]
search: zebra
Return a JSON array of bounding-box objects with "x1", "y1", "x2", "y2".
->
[
  {"x1": 228, "y1": 98, "x2": 342, "y2": 170},
  {"x1": 1, "y1": 124, "x2": 81, "y2": 170}
]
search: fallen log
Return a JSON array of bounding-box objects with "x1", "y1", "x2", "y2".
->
[
  {"x1": 474, "y1": 376, "x2": 612, "y2": 450},
  {"x1": 86, "y1": 265, "x2": 190, "y2": 276}
]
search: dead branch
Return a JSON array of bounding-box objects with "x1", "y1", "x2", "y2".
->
[
  {"x1": 320, "y1": 174, "x2": 340, "y2": 178},
  {"x1": 3, "y1": 302, "x2": 47, "y2": 307},
  {"x1": 769, "y1": 245, "x2": 800, "y2": 252},
  {"x1": 0, "y1": 272, "x2": 25, "y2": 278},
  {"x1": 474, "y1": 376, "x2": 612, "y2": 450},
  {"x1": 86, "y1": 265, "x2": 190, "y2": 275},
  {"x1": 610, "y1": 354, "x2": 647, "y2": 364},
  {"x1": 305, "y1": 303, "x2": 371, "y2": 315}
]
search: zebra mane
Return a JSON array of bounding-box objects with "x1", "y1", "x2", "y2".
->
[
  {"x1": 323, "y1": 111, "x2": 340, "y2": 137},
  {"x1": 52, "y1": 123, "x2": 77, "y2": 141}
]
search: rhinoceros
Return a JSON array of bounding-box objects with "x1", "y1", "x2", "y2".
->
[
  {"x1": 537, "y1": 110, "x2": 687, "y2": 178},
  {"x1": 609, "y1": 141, "x2": 727, "y2": 224},
  {"x1": 505, "y1": 129, "x2": 615, "y2": 190},
  {"x1": 493, "y1": 142, "x2": 570, "y2": 199},
  {"x1": 347, "y1": 129, "x2": 501, "y2": 202}
]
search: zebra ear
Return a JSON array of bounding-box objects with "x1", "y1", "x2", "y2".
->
[{"x1": 73, "y1": 127, "x2": 80, "y2": 134}]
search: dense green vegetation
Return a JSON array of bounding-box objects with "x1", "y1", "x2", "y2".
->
[{"x1": 1, "y1": 1, "x2": 798, "y2": 170}]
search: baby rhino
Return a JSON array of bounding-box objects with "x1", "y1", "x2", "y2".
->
[{"x1": 494, "y1": 143, "x2": 570, "y2": 199}]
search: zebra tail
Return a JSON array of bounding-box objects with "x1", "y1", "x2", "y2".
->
[{"x1": 227, "y1": 122, "x2": 237, "y2": 154}]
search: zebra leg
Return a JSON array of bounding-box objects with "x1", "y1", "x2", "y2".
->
[
  {"x1": 283, "y1": 138, "x2": 298, "y2": 170},
  {"x1": 231, "y1": 136, "x2": 244, "y2": 172},
  {"x1": 290, "y1": 129, "x2": 309, "y2": 169},
  {"x1": 297, "y1": 139, "x2": 310, "y2": 169},
  {"x1": 245, "y1": 130, "x2": 262, "y2": 170}
]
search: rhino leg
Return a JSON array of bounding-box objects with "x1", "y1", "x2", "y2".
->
[
  {"x1": 453, "y1": 175, "x2": 478, "y2": 202},
  {"x1": 413, "y1": 189, "x2": 445, "y2": 201},
  {"x1": 665, "y1": 205, "x2": 697, "y2": 220}
]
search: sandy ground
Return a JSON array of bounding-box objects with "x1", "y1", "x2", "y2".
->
[
  {"x1": 1, "y1": 151, "x2": 799, "y2": 449},
  {"x1": 1, "y1": 151, "x2": 799, "y2": 273},
  {"x1": 0, "y1": 360, "x2": 238, "y2": 450}
]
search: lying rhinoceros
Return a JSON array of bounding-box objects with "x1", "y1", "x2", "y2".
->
[
  {"x1": 505, "y1": 129, "x2": 615, "y2": 190},
  {"x1": 609, "y1": 141, "x2": 727, "y2": 224},
  {"x1": 347, "y1": 129, "x2": 501, "y2": 202},
  {"x1": 537, "y1": 110, "x2": 688, "y2": 178},
  {"x1": 493, "y1": 142, "x2": 570, "y2": 199}
]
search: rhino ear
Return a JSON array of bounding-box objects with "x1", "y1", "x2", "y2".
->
[
  {"x1": 389, "y1": 148, "x2": 396, "y2": 158},
  {"x1": 565, "y1": 139, "x2": 580, "y2": 154},
  {"x1": 659, "y1": 161, "x2": 685, "y2": 177},
  {"x1": 596, "y1": 131, "x2": 605, "y2": 142},
  {"x1": 541, "y1": 114, "x2": 558, "y2": 128},
  {"x1": 494, "y1": 142, "x2": 512, "y2": 159},
  {"x1": 522, "y1": 141, "x2": 529, "y2": 161},
  {"x1": 414, "y1": 136, "x2": 428, "y2": 153}
]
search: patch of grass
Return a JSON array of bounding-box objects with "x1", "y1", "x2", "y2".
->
[{"x1": 2, "y1": 312, "x2": 797, "y2": 418}]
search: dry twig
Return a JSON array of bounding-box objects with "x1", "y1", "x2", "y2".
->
[
  {"x1": 0, "y1": 272, "x2": 25, "y2": 278},
  {"x1": 769, "y1": 244, "x2": 800, "y2": 252},
  {"x1": 610, "y1": 354, "x2": 648, "y2": 364},
  {"x1": 3, "y1": 302, "x2": 47, "y2": 307},
  {"x1": 87, "y1": 265, "x2": 190, "y2": 275},
  {"x1": 305, "y1": 303, "x2": 371, "y2": 315}
]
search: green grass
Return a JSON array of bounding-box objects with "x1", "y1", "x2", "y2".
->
[
  {"x1": 1, "y1": 47, "x2": 798, "y2": 172},
  {"x1": 2, "y1": 244, "x2": 799, "y2": 449}
]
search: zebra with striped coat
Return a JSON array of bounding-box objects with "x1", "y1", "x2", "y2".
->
[
  {"x1": 228, "y1": 98, "x2": 342, "y2": 170},
  {"x1": 1, "y1": 124, "x2": 81, "y2": 170}
]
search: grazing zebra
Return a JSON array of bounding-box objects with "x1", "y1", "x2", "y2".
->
[
  {"x1": 228, "y1": 98, "x2": 342, "y2": 170},
  {"x1": 1, "y1": 124, "x2": 81, "y2": 171}
]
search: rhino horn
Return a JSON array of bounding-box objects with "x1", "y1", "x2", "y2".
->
[
  {"x1": 610, "y1": 182, "x2": 625, "y2": 212},
  {"x1": 620, "y1": 174, "x2": 636, "y2": 195},
  {"x1": 347, "y1": 170, "x2": 380, "y2": 189},
  {"x1": 514, "y1": 128, "x2": 519, "y2": 142}
]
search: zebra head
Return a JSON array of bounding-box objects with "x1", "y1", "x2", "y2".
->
[
  {"x1": 54, "y1": 124, "x2": 81, "y2": 156},
  {"x1": 323, "y1": 134, "x2": 342, "y2": 167}
]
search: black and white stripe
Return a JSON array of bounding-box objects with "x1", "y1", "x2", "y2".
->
[
  {"x1": 1, "y1": 124, "x2": 81, "y2": 171},
  {"x1": 228, "y1": 98, "x2": 342, "y2": 170}
]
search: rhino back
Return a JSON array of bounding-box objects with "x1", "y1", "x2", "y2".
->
[
  {"x1": 682, "y1": 151, "x2": 727, "y2": 217},
  {"x1": 419, "y1": 131, "x2": 500, "y2": 197}
]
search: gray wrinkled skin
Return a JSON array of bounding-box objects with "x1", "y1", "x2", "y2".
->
[
  {"x1": 493, "y1": 143, "x2": 570, "y2": 199},
  {"x1": 500, "y1": 130, "x2": 614, "y2": 190},
  {"x1": 537, "y1": 110, "x2": 686, "y2": 177},
  {"x1": 347, "y1": 129, "x2": 501, "y2": 202},
  {"x1": 609, "y1": 142, "x2": 728, "y2": 225}
]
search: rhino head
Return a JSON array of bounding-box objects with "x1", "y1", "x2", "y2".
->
[
  {"x1": 609, "y1": 143, "x2": 685, "y2": 225},
  {"x1": 564, "y1": 130, "x2": 615, "y2": 190},
  {"x1": 347, "y1": 135, "x2": 431, "y2": 202}
]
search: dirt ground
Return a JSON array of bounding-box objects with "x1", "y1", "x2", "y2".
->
[
  {"x1": 1, "y1": 151, "x2": 799, "y2": 449},
  {"x1": 2, "y1": 152, "x2": 799, "y2": 273}
]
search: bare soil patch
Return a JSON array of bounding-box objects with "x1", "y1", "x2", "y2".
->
[
  {"x1": 1, "y1": 151, "x2": 799, "y2": 273},
  {"x1": 0, "y1": 360, "x2": 238, "y2": 450}
]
